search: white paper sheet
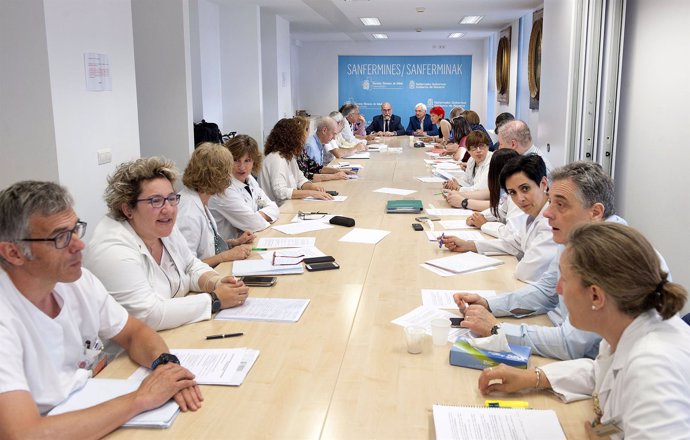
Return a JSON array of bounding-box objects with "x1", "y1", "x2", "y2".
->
[
  {"x1": 426, "y1": 252, "x2": 504, "y2": 274},
  {"x1": 344, "y1": 151, "x2": 371, "y2": 159},
  {"x1": 215, "y1": 297, "x2": 310, "y2": 323},
  {"x1": 391, "y1": 306, "x2": 469, "y2": 342},
  {"x1": 272, "y1": 221, "x2": 334, "y2": 235},
  {"x1": 339, "y1": 228, "x2": 391, "y2": 244},
  {"x1": 373, "y1": 187, "x2": 417, "y2": 196},
  {"x1": 433, "y1": 162, "x2": 463, "y2": 170},
  {"x1": 426, "y1": 230, "x2": 485, "y2": 241},
  {"x1": 415, "y1": 176, "x2": 446, "y2": 183},
  {"x1": 439, "y1": 220, "x2": 476, "y2": 229},
  {"x1": 232, "y1": 259, "x2": 304, "y2": 276},
  {"x1": 290, "y1": 214, "x2": 336, "y2": 223},
  {"x1": 256, "y1": 237, "x2": 317, "y2": 249},
  {"x1": 258, "y1": 246, "x2": 326, "y2": 260},
  {"x1": 427, "y1": 208, "x2": 474, "y2": 216},
  {"x1": 303, "y1": 195, "x2": 348, "y2": 202},
  {"x1": 420, "y1": 289, "x2": 497, "y2": 308},
  {"x1": 420, "y1": 262, "x2": 498, "y2": 277}
]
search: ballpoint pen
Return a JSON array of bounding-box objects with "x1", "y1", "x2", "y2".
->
[
  {"x1": 251, "y1": 247, "x2": 267, "y2": 251},
  {"x1": 438, "y1": 232, "x2": 445, "y2": 249},
  {"x1": 205, "y1": 332, "x2": 244, "y2": 340}
]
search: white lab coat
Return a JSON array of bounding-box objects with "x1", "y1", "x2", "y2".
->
[
  {"x1": 84, "y1": 216, "x2": 213, "y2": 331},
  {"x1": 258, "y1": 152, "x2": 309, "y2": 206},
  {"x1": 541, "y1": 310, "x2": 690, "y2": 439},
  {"x1": 208, "y1": 175, "x2": 279, "y2": 239},
  {"x1": 176, "y1": 186, "x2": 219, "y2": 260},
  {"x1": 480, "y1": 195, "x2": 523, "y2": 238},
  {"x1": 459, "y1": 151, "x2": 493, "y2": 192},
  {"x1": 475, "y1": 203, "x2": 558, "y2": 283}
]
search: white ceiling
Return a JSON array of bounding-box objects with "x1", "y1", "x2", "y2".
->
[{"x1": 215, "y1": 0, "x2": 543, "y2": 42}]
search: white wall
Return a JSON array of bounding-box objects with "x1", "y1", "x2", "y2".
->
[
  {"x1": 0, "y1": 0, "x2": 59, "y2": 187},
  {"x1": 43, "y1": 0, "x2": 141, "y2": 230},
  {"x1": 262, "y1": 13, "x2": 293, "y2": 134},
  {"x1": 615, "y1": 0, "x2": 690, "y2": 306},
  {"x1": 295, "y1": 40, "x2": 487, "y2": 124},
  {"x1": 132, "y1": 0, "x2": 194, "y2": 170},
  {"x1": 220, "y1": 4, "x2": 264, "y2": 144},
  {"x1": 276, "y1": 15, "x2": 293, "y2": 121},
  {"x1": 196, "y1": 0, "x2": 223, "y2": 128},
  {"x1": 538, "y1": 0, "x2": 579, "y2": 168}
]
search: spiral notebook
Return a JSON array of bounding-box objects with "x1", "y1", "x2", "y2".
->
[{"x1": 432, "y1": 404, "x2": 566, "y2": 440}]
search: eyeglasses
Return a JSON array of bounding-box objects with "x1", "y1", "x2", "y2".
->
[
  {"x1": 298, "y1": 211, "x2": 327, "y2": 221},
  {"x1": 136, "y1": 194, "x2": 181, "y2": 208},
  {"x1": 468, "y1": 144, "x2": 489, "y2": 152},
  {"x1": 19, "y1": 220, "x2": 87, "y2": 249},
  {"x1": 272, "y1": 252, "x2": 306, "y2": 266}
]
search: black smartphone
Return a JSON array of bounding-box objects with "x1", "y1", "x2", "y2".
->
[
  {"x1": 241, "y1": 276, "x2": 277, "y2": 287},
  {"x1": 326, "y1": 190, "x2": 338, "y2": 196},
  {"x1": 303, "y1": 256, "x2": 335, "y2": 264},
  {"x1": 305, "y1": 261, "x2": 340, "y2": 272},
  {"x1": 449, "y1": 317, "x2": 464, "y2": 328},
  {"x1": 411, "y1": 223, "x2": 424, "y2": 231}
]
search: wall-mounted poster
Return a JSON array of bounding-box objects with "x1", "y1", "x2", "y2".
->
[
  {"x1": 529, "y1": 9, "x2": 543, "y2": 110},
  {"x1": 496, "y1": 27, "x2": 511, "y2": 104},
  {"x1": 338, "y1": 55, "x2": 472, "y2": 122}
]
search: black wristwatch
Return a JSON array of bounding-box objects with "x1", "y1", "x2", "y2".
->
[
  {"x1": 151, "y1": 353, "x2": 180, "y2": 370},
  {"x1": 461, "y1": 198, "x2": 469, "y2": 209},
  {"x1": 490, "y1": 324, "x2": 502, "y2": 335},
  {"x1": 209, "y1": 291, "x2": 222, "y2": 314}
]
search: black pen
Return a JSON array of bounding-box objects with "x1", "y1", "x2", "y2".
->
[{"x1": 205, "y1": 332, "x2": 244, "y2": 340}]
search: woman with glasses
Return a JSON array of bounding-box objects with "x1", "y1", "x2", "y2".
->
[
  {"x1": 443, "y1": 130, "x2": 493, "y2": 210},
  {"x1": 443, "y1": 154, "x2": 557, "y2": 283},
  {"x1": 259, "y1": 118, "x2": 332, "y2": 206},
  {"x1": 177, "y1": 143, "x2": 253, "y2": 268},
  {"x1": 476, "y1": 223, "x2": 690, "y2": 439},
  {"x1": 209, "y1": 135, "x2": 280, "y2": 240},
  {"x1": 85, "y1": 157, "x2": 250, "y2": 332}
]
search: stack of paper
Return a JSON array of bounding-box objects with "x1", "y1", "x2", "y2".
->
[
  {"x1": 215, "y1": 297, "x2": 310, "y2": 322},
  {"x1": 49, "y1": 379, "x2": 180, "y2": 428},
  {"x1": 272, "y1": 221, "x2": 333, "y2": 235},
  {"x1": 344, "y1": 151, "x2": 371, "y2": 159},
  {"x1": 420, "y1": 289, "x2": 496, "y2": 309},
  {"x1": 425, "y1": 252, "x2": 504, "y2": 275},
  {"x1": 129, "y1": 348, "x2": 260, "y2": 387},
  {"x1": 232, "y1": 260, "x2": 304, "y2": 276},
  {"x1": 256, "y1": 237, "x2": 316, "y2": 249}
]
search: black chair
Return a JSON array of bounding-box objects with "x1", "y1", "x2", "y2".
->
[{"x1": 682, "y1": 313, "x2": 690, "y2": 326}]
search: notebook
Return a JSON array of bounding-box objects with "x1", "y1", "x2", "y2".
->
[
  {"x1": 425, "y1": 252, "x2": 503, "y2": 274},
  {"x1": 432, "y1": 404, "x2": 566, "y2": 440},
  {"x1": 386, "y1": 199, "x2": 423, "y2": 213}
]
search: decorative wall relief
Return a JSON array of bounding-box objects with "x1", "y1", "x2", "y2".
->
[
  {"x1": 496, "y1": 27, "x2": 511, "y2": 104},
  {"x1": 528, "y1": 9, "x2": 543, "y2": 110}
]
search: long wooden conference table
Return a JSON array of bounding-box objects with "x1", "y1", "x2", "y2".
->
[{"x1": 101, "y1": 137, "x2": 592, "y2": 439}]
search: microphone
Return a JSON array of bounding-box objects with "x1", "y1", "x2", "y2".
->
[{"x1": 329, "y1": 216, "x2": 355, "y2": 227}]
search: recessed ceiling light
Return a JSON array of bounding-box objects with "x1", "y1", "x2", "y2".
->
[
  {"x1": 460, "y1": 15, "x2": 483, "y2": 24},
  {"x1": 360, "y1": 17, "x2": 381, "y2": 26},
  {"x1": 372, "y1": 33, "x2": 388, "y2": 39},
  {"x1": 448, "y1": 32, "x2": 464, "y2": 39}
]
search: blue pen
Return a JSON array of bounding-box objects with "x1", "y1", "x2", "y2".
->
[{"x1": 438, "y1": 233, "x2": 445, "y2": 249}]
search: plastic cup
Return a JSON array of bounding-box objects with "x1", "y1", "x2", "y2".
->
[
  {"x1": 431, "y1": 318, "x2": 451, "y2": 346},
  {"x1": 404, "y1": 326, "x2": 426, "y2": 354}
]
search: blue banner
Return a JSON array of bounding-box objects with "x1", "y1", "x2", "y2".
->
[{"x1": 338, "y1": 55, "x2": 472, "y2": 123}]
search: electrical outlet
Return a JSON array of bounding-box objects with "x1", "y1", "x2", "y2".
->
[{"x1": 97, "y1": 149, "x2": 112, "y2": 165}]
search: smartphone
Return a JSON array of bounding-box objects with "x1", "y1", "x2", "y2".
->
[
  {"x1": 415, "y1": 216, "x2": 440, "y2": 222},
  {"x1": 241, "y1": 276, "x2": 277, "y2": 287},
  {"x1": 305, "y1": 261, "x2": 340, "y2": 272},
  {"x1": 326, "y1": 190, "x2": 339, "y2": 196},
  {"x1": 411, "y1": 223, "x2": 424, "y2": 231},
  {"x1": 449, "y1": 317, "x2": 464, "y2": 328},
  {"x1": 303, "y1": 256, "x2": 335, "y2": 264}
]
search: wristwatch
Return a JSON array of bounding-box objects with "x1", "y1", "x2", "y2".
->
[
  {"x1": 490, "y1": 324, "x2": 502, "y2": 335},
  {"x1": 209, "y1": 291, "x2": 222, "y2": 314},
  {"x1": 151, "y1": 353, "x2": 180, "y2": 370},
  {"x1": 461, "y1": 198, "x2": 469, "y2": 209}
]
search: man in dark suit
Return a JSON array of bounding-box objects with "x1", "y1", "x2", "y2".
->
[
  {"x1": 366, "y1": 102, "x2": 405, "y2": 136},
  {"x1": 406, "y1": 103, "x2": 439, "y2": 136}
]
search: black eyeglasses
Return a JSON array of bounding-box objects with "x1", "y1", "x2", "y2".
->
[
  {"x1": 19, "y1": 220, "x2": 87, "y2": 249},
  {"x1": 468, "y1": 144, "x2": 489, "y2": 152},
  {"x1": 136, "y1": 194, "x2": 181, "y2": 208},
  {"x1": 298, "y1": 211, "x2": 327, "y2": 221},
  {"x1": 272, "y1": 252, "x2": 306, "y2": 266}
]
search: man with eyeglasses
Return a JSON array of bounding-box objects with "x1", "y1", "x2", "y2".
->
[
  {"x1": 366, "y1": 102, "x2": 405, "y2": 136},
  {"x1": 0, "y1": 181, "x2": 202, "y2": 439},
  {"x1": 498, "y1": 119, "x2": 553, "y2": 173}
]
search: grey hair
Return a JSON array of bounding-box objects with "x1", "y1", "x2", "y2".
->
[
  {"x1": 500, "y1": 120, "x2": 532, "y2": 147},
  {"x1": 104, "y1": 157, "x2": 178, "y2": 221},
  {"x1": 449, "y1": 106, "x2": 465, "y2": 120},
  {"x1": 340, "y1": 103, "x2": 358, "y2": 118},
  {"x1": 329, "y1": 111, "x2": 344, "y2": 123},
  {"x1": 315, "y1": 116, "x2": 335, "y2": 131},
  {"x1": 415, "y1": 103, "x2": 427, "y2": 112},
  {"x1": 0, "y1": 181, "x2": 73, "y2": 265},
  {"x1": 551, "y1": 160, "x2": 616, "y2": 217}
]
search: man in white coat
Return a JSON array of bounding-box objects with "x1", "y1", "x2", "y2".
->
[
  {"x1": 498, "y1": 119, "x2": 554, "y2": 173},
  {"x1": 453, "y1": 161, "x2": 671, "y2": 360},
  {"x1": 0, "y1": 181, "x2": 202, "y2": 439}
]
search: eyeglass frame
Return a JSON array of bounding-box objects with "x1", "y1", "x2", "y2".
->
[
  {"x1": 468, "y1": 144, "x2": 489, "y2": 152},
  {"x1": 271, "y1": 252, "x2": 306, "y2": 266},
  {"x1": 298, "y1": 210, "x2": 327, "y2": 220},
  {"x1": 136, "y1": 193, "x2": 181, "y2": 208},
  {"x1": 18, "y1": 220, "x2": 87, "y2": 250}
]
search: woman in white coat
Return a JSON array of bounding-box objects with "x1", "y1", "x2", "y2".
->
[
  {"x1": 443, "y1": 130, "x2": 493, "y2": 210},
  {"x1": 84, "y1": 157, "x2": 249, "y2": 331},
  {"x1": 443, "y1": 154, "x2": 557, "y2": 283},
  {"x1": 477, "y1": 223, "x2": 690, "y2": 439},
  {"x1": 177, "y1": 143, "x2": 253, "y2": 267}
]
